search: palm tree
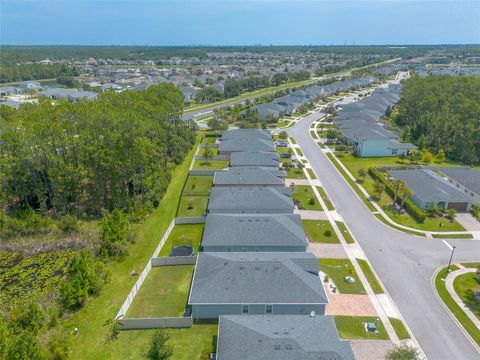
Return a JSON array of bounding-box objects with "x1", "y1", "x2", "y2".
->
[
  {"x1": 391, "y1": 180, "x2": 405, "y2": 206},
  {"x1": 400, "y1": 186, "x2": 413, "y2": 210}
]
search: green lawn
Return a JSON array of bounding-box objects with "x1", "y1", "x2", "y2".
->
[
  {"x1": 319, "y1": 259, "x2": 366, "y2": 294},
  {"x1": 335, "y1": 221, "x2": 355, "y2": 244},
  {"x1": 317, "y1": 186, "x2": 334, "y2": 210},
  {"x1": 435, "y1": 266, "x2": 480, "y2": 346},
  {"x1": 388, "y1": 318, "x2": 410, "y2": 340},
  {"x1": 336, "y1": 152, "x2": 467, "y2": 232},
  {"x1": 286, "y1": 166, "x2": 307, "y2": 179},
  {"x1": 292, "y1": 185, "x2": 322, "y2": 210},
  {"x1": 99, "y1": 325, "x2": 218, "y2": 360},
  {"x1": 198, "y1": 147, "x2": 219, "y2": 157},
  {"x1": 276, "y1": 146, "x2": 292, "y2": 154},
  {"x1": 126, "y1": 265, "x2": 194, "y2": 318},
  {"x1": 271, "y1": 120, "x2": 291, "y2": 128},
  {"x1": 192, "y1": 160, "x2": 229, "y2": 170},
  {"x1": 462, "y1": 263, "x2": 480, "y2": 268},
  {"x1": 302, "y1": 220, "x2": 339, "y2": 243},
  {"x1": 454, "y1": 272, "x2": 480, "y2": 321},
  {"x1": 183, "y1": 176, "x2": 213, "y2": 196},
  {"x1": 306, "y1": 168, "x2": 317, "y2": 179},
  {"x1": 310, "y1": 130, "x2": 318, "y2": 140},
  {"x1": 296, "y1": 148, "x2": 304, "y2": 156},
  {"x1": 356, "y1": 259, "x2": 384, "y2": 294},
  {"x1": 289, "y1": 137, "x2": 297, "y2": 144},
  {"x1": 201, "y1": 136, "x2": 218, "y2": 144},
  {"x1": 334, "y1": 316, "x2": 389, "y2": 340},
  {"x1": 160, "y1": 224, "x2": 205, "y2": 256},
  {"x1": 177, "y1": 196, "x2": 209, "y2": 217},
  {"x1": 66, "y1": 134, "x2": 204, "y2": 359}
]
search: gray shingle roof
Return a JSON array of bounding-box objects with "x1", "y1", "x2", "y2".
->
[
  {"x1": 230, "y1": 151, "x2": 280, "y2": 167},
  {"x1": 214, "y1": 167, "x2": 286, "y2": 186},
  {"x1": 219, "y1": 138, "x2": 275, "y2": 153},
  {"x1": 222, "y1": 129, "x2": 272, "y2": 141},
  {"x1": 389, "y1": 169, "x2": 473, "y2": 203},
  {"x1": 202, "y1": 214, "x2": 307, "y2": 248},
  {"x1": 208, "y1": 187, "x2": 294, "y2": 214},
  {"x1": 189, "y1": 252, "x2": 327, "y2": 304},
  {"x1": 435, "y1": 167, "x2": 480, "y2": 196},
  {"x1": 217, "y1": 315, "x2": 355, "y2": 360}
]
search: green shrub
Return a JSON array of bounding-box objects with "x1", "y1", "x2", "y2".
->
[
  {"x1": 58, "y1": 215, "x2": 79, "y2": 234},
  {"x1": 308, "y1": 198, "x2": 315, "y2": 206},
  {"x1": 324, "y1": 229, "x2": 332, "y2": 237},
  {"x1": 368, "y1": 167, "x2": 426, "y2": 222},
  {"x1": 100, "y1": 209, "x2": 130, "y2": 258}
]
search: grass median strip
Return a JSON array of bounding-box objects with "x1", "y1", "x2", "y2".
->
[
  {"x1": 306, "y1": 168, "x2": 317, "y2": 179},
  {"x1": 335, "y1": 221, "x2": 355, "y2": 244},
  {"x1": 303, "y1": 220, "x2": 339, "y2": 243},
  {"x1": 316, "y1": 186, "x2": 334, "y2": 210},
  {"x1": 389, "y1": 318, "x2": 410, "y2": 339},
  {"x1": 319, "y1": 259, "x2": 366, "y2": 294},
  {"x1": 356, "y1": 258, "x2": 384, "y2": 294}
]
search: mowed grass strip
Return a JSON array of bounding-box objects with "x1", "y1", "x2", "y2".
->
[
  {"x1": 335, "y1": 221, "x2": 355, "y2": 244},
  {"x1": 66, "y1": 134, "x2": 202, "y2": 359},
  {"x1": 317, "y1": 186, "x2": 334, "y2": 210},
  {"x1": 292, "y1": 185, "x2": 322, "y2": 210},
  {"x1": 306, "y1": 168, "x2": 317, "y2": 179},
  {"x1": 183, "y1": 176, "x2": 213, "y2": 196},
  {"x1": 160, "y1": 224, "x2": 205, "y2": 256},
  {"x1": 302, "y1": 220, "x2": 339, "y2": 243},
  {"x1": 177, "y1": 196, "x2": 209, "y2": 217},
  {"x1": 389, "y1": 318, "x2": 411, "y2": 340},
  {"x1": 319, "y1": 259, "x2": 366, "y2": 294},
  {"x1": 435, "y1": 266, "x2": 480, "y2": 346},
  {"x1": 334, "y1": 316, "x2": 389, "y2": 340},
  {"x1": 126, "y1": 265, "x2": 194, "y2": 318},
  {"x1": 356, "y1": 258, "x2": 384, "y2": 294}
]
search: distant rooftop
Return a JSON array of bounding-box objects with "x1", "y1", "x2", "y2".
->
[{"x1": 214, "y1": 167, "x2": 285, "y2": 186}]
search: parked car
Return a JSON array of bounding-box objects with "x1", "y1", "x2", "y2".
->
[{"x1": 280, "y1": 152, "x2": 292, "y2": 158}]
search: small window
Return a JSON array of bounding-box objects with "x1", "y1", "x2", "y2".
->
[
  {"x1": 265, "y1": 305, "x2": 273, "y2": 314},
  {"x1": 286, "y1": 344, "x2": 292, "y2": 350},
  {"x1": 242, "y1": 305, "x2": 249, "y2": 314}
]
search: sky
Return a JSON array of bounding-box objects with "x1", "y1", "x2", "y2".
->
[{"x1": 1, "y1": 1, "x2": 479, "y2": 45}]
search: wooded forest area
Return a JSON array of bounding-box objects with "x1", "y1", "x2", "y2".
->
[
  {"x1": 394, "y1": 75, "x2": 480, "y2": 165},
  {"x1": 0, "y1": 84, "x2": 196, "y2": 230}
]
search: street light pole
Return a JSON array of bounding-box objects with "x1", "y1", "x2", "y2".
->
[{"x1": 446, "y1": 245, "x2": 456, "y2": 273}]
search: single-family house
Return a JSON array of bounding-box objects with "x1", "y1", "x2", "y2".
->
[
  {"x1": 19, "y1": 81, "x2": 43, "y2": 92},
  {"x1": 216, "y1": 315, "x2": 355, "y2": 360},
  {"x1": 39, "y1": 88, "x2": 98, "y2": 102},
  {"x1": 201, "y1": 214, "x2": 307, "y2": 252},
  {"x1": 213, "y1": 167, "x2": 286, "y2": 187},
  {"x1": 431, "y1": 167, "x2": 480, "y2": 205},
  {"x1": 221, "y1": 129, "x2": 272, "y2": 141},
  {"x1": 389, "y1": 169, "x2": 474, "y2": 211},
  {"x1": 0, "y1": 86, "x2": 21, "y2": 97},
  {"x1": 208, "y1": 187, "x2": 294, "y2": 214},
  {"x1": 218, "y1": 138, "x2": 275, "y2": 155},
  {"x1": 230, "y1": 151, "x2": 280, "y2": 168},
  {"x1": 188, "y1": 252, "x2": 328, "y2": 320}
]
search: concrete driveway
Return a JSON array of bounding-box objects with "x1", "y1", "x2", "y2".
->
[{"x1": 288, "y1": 111, "x2": 480, "y2": 360}]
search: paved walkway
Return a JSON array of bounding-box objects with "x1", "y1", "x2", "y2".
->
[
  {"x1": 325, "y1": 291, "x2": 377, "y2": 316},
  {"x1": 445, "y1": 268, "x2": 480, "y2": 329},
  {"x1": 294, "y1": 209, "x2": 328, "y2": 220},
  {"x1": 308, "y1": 243, "x2": 348, "y2": 259},
  {"x1": 456, "y1": 213, "x2": 480, "y2": 231},
  {"x1": 285, "y1": 178, "x2": 310, "y2": 185},
  {"x1": 350, "y1": 340, "x2": 394, "y2": 360}
]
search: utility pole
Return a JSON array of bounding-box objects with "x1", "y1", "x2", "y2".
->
[{"x1": 446, "y1": 245, "x2": 456, "y2": 273}]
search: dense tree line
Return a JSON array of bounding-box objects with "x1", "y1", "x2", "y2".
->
[
  {"x1": 394, "y1": 75, "x2": 480, "y2": 165},
  {"x1": 0, "y1": 83, "x2": 196, "y2": 219},
  {"x1": 0, "y1": 63, "x2": 79, "y2": 83}
]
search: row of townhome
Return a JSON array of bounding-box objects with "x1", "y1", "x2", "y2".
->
[{"x1": 187, "y1": 129, "x2": 355, "y2": 359}]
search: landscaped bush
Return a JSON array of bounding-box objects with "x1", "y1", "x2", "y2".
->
[{"x1": 368, "y1": 167, "x2": 426, "y2": 223}]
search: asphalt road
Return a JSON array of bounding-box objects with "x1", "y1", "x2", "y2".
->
[{"x1": 287, "y1": 112, "x2": 480, "y2": 360}]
